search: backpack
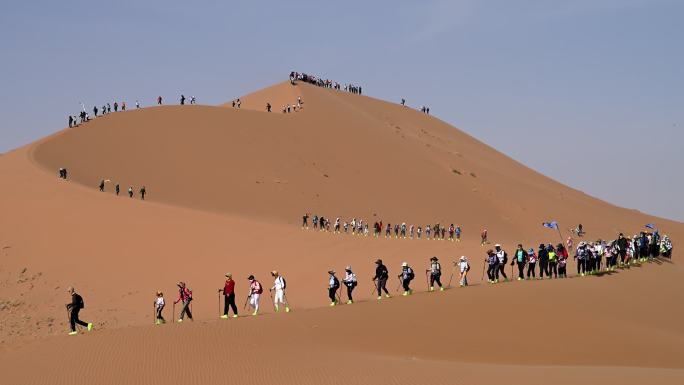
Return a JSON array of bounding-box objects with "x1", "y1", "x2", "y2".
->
[
  {"x1": 75, "y1": 294, "x2": 85, "y2": 309},
  {"x1": 407, "y1": 268, "x2": 415, "y2": 280},
  {"x1": 254, "y1": 282, "x2": 263, "y2": 294},
  {"x1": 502, "y1": 251, "x2": 508, "y2": 265},
  {"x1": 466, "y1": 263, "x2": 471, "y2": 272},
  {"x1": 281, "y1": 277, "x2": 287, "y2": 290},
  {"x1": 185, "y1": 287, "x2": 193, "y2": 300}
]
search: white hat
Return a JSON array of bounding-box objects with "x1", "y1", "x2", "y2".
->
[
  {"x1": 401, "y1": 262, "x2": 408, "y2": 267},
  {"x1": 460, "y1": 256, "x2": 466, "y2": 260},
  {"x1": 345, "y1": 265, "x2": 352, "y2": 270},
  {"x1": 495, "y1": 244, "x2": 501, "y2": 248}
]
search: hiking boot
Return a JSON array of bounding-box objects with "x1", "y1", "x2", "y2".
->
[
  {"x1": 439, "y1": 287, "x2": 445, "y2": 291},
  {"x1": 177, "y1": 319, "x2": 183, "y2": 323},
  {"x1": 232, "y1": 314, "x2": 238, "y2": 318},
  {"x1": 220, "y1": 314, "x2": 228, "y2": 319},
  {"x1": 274, "y1": 305, "x2": 279, "y2": 312},
  {"x1": 377, "y1": 296, "x2": 382, "y2": 300},
  {"x1": 517, "y1": 277, "x2": 522, "y2": 281},
  {"x1": 346, "y1": 300, "x2": 353, "y2": 304},
  {"x1": 402, "y1": 291, "x2": 408, "y2": 296},
  {"x1": 385, "y1": 294, "x2": 391, "y2": 298},
  {"x1": 408, "y1": 289, "x2": 413, "y2": 295},
  {"x1": 330, "y1": 302, "x2": 336, "y2": 306},
  {"x1": 429, "y1": 287, "x2": 434, "y2": 292},
  {"x1": 155, "y1": 320, "x2": 161, "y2": 325},
  {"x1": 252, "y1": 311, "x2": 258, "y2": 316},
  {"x1": 285, "y1": 307, "x2": 290, "y2": 313},
  {"x1": 68, "y1": 331, "x2": 78, "y2": 336},
  {"x1": 87, "y1": 323, "x2": 93, "y2": 331}
]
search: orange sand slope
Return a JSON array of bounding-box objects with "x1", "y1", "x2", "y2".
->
[{"x1": 0, "y1": 81, "x2": 682, "y2": 384}]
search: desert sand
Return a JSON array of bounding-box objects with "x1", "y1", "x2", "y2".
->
[{"x1": 0, "y1": 80, "x2": 682, "y2": 384}]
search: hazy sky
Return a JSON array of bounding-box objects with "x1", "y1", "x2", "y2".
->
[{"x1": 1, "y1": 0, "x2": 682, "y2": 221}]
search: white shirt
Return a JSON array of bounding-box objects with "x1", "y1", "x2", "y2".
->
[
  {"x1": 459, "y1": 261, "x2": 469, "y2": 273},
  {"x1": 496, "y1": 250, "x2": 506, "y2": 264},
  {"x1": 156, "y1": 297, "x2": 165, "y2": 307},
  {"x1": 272, "y1": 276, "x2": 285, "y2": 291}
]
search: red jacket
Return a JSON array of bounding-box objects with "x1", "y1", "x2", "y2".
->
[{"x1": 223, "y1": 279, "x2": 235, "y2": 295}]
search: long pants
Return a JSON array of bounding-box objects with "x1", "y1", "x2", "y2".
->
[
  {"x1": 249, "y1": 294, "x2": 260, "y2": 313},
  {"x1": 429, "y1": 273, "x2": 442, "y2": 288},
  {"x1": 596, "y1": 257, "x2": 602, "y2": 271},
  {"x1": 179, "y1": 299, "x2": 193, "y2": 320},
  {"x1": 577, "y1": 259, "x2": 586, "y2": 275},
  {"x1": 156, "y1": 305, "x2": 165, "y2": 321},
  {"x1": 548, "y1": 261, "x2": 557, "y2": 278},
  {"x1": 516, "y1": 263, "x2": 525, "y2": 279},
  {"x1": 274, "y1": 289, "x2": 286, "y2": 306},
  {"x1": 496, "y1": 264, "x2": 507, "y2": 280},
  {"x1": 328, "y1": 287, "x2": 338, "y2": 302},
  {"x1": 559, "y1": 265, "x2": 567, "y2": 277},
  {"x1": 346, "y1": 284, "x2": 355, "y2": 301},
  {"x1": 70, "y1": 308, "x2": 88, "y2": 331},
  {"x1": 223, "y1": 293, "x2": 237, "y2": 316},
  {"x1": 487, "y1": 264, "x2": 496, "y2": 281},
  {"x1": 527, "y1": 262, "x2": 536, "y2": 278},
  {"x1": 459, "y1": 272, "x2": 468, "y2": 286},
  {"x1": 402, "y1": 279, "x2": 412, "y2": 292},
  {"x1": 376, "y1": 278, "x2": 389, "y2": 296},
  {"x1": 539, "y1": 261, "x2": 548, "y2": 278}
]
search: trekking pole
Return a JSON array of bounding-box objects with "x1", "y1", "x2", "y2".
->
[
  {"x1": 217, "y1": 290, "x2": 221, "y2": 318},
  {"x1": 425, "y1": 271, "x2": 430, "y2": 291},
  {"x1": 481, "y1": 262, "x2": 486, "y2": 282},
  {"x1": 447, "y1": 265, "x2": 456, "y2": 288},
  {"x1": 172, "y1": 302, "x2": 176, "y2": 322},
  {"x1": 243, "y1": 295, "x2": 250, "y2": 311},
  {"x1": 395, "y1": 277, "x2": 402, "y2": 292}
]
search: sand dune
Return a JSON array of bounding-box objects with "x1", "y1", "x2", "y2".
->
[{"x1": 0, "y1": 80, "x2": 681, "y2": 384}]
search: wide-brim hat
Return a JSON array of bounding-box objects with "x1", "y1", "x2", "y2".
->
[
  {"x1": 401, "y1": 262, "x2": 408, "y2": 267},
  {"x1": 225, "y1": 273, "x2": 232, "y2": 278},
  {"x1": 495, "y1": 244, "x2": 501, "y2": 248},
  {"x1": 460, "y1": 256, "x2": 466, "y2": 261}
]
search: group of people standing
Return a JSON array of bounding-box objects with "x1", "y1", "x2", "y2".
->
[
  {"x1": 302, "y1": 213, "x2": 463, "y2": 242},
  {"x1": 289, "y1": 71, "x2": 362, "y2": 95}
]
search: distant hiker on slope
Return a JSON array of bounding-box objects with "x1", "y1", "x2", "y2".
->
[
  {"x1": 511, "y1": 244, "x2": 528, "y2": 281},
  {"x1": 154, "y1": 291, "x2": 166, "y2": 325},
  {"x1": 302, "y1": 213, "x2": 309, "y2": 229},
  {"x1": 219, "y1": 273, "x2": 238, "y2": 318},
  {"x1": 328, "y1": 270, "x2": 340, "y2": 306},
  {"x1": 180, "y1": 94, "x2": 185, "y2": 105},
  {"x1": 246, "y1": 275, "x2": 263, "y2": 316},
  {"x1": 157, "y1": 96, "x2": 163, "y2": 105},
  {"x1": 140, "y1": 186, "x2": 146, "y2": 200},
  {"x1": 494, "y1": 244, "x2": 508, "y2": 282},
  {"x1": 557, "y1": 243, "x2": 568, "y2": 278},
  {"x1": 174, "y1": 282, "x2": 193, "y2": 322},
  {"x1": 343, "y1": 266, "x2": 357, "y2": 304},
  {"x1": 270, "y1": 271, "x2": 290, "y2": 312},
  {"x1": 373, "y1": 259, "x2": 390, "y2": 299},
  {"x1": 128, "y1": 186, "x2": 134, "y2": 198},
  {"x1": 481, "y1": 228, "x2": 488, "y2": 245},
  {"x1": 115, "y1": 184, "x2": 120, "y2": 196},
  {"x1": 575, "y1": 242, "x2": 588, "y2": 276},
  {"x1": 66, "y1": 287, "x2": 93, "y2": 335},
  {"x1": 398, "y1": 262, "x2": 415, "y2": 296},
  {"x1": 458, "y1": 256, "x2": 470, "y2": 287},
  {"x1": 538, "y1": 244, "x2": 549, "y2": 279},
  {"x1": 526, "y1": 248, "x2": 537, "y2": 279},
  {"x1": 99, "y1": 179, "x2": 105, "y2": 192},
  {"x1": 426, "y1": 257, "x2": 444, "y2": 292}
]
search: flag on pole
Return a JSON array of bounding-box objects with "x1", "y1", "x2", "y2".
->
[
  {"x1": 645, "y1": 223, "x2": 656, "y2": 230},
  {"x1": 542, "y1": 221, "x2": 558, "y2": 229}
]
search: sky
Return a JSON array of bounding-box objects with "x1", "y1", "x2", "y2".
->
[{"x1": 1, "y1": 0, "x2": 682, "y2": 221}]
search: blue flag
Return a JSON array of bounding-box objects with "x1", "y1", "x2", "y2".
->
[
  {"x1": 645, "y1": 223, "x2": 656, "y2": 230},
  {"x1": 542, "y1": 221, "x2": 558, "y2": 230}
]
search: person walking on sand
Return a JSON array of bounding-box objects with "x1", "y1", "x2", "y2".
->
[
  {"x1": 538, "y1": 244, "x2": 549, "y2": 279},
  {"x1": 398, "y1": 262, "x2": 415, "y2": 296},
  {"x1": 342, "y1": 266, "x2": 357, "y2": 304},
  {"x1": 481, "y1": 228, "x2": 488, "y2": 245},
  {"x1": 372, "y1": 259, "x2": 390, "y2": 299},
  {"x1": 140, "y1": 186, "x2": 146, "y2": 200},
  {"x1": 494, "y1": 244, "x2": 508, "y2": 282},
  {"x1": 328, "y1": 270, "x2": 340, "y2": 306},
  {"x1": 302, "y1": 213, "x2": 309, "y2": 229},
  {"x1": 99, "y1": 179, "x2": 105, "y2": 192},
  {"x1": 485, "y1": 249, "x2": 497, "y2": 283},
  {"x1": 173, "y1": 282, "x2": 193, "y2": 322},
  {"x1": 270, "y1": 271, "x2": 290, "y2": 312},
  {"x1": 426, "y1": 257, "x2": 444, "y2": 292},
  {"x1": 157, "y1": 96, "x2": 163, "y2": 105},
  {"x1": 154, "y1": 291, "x2": 166, "y2": 325},
  {"x1": 115, "y1": 184, "x2": 120, "y2": 196},
  {"x1": 128, "y1": 186, "x2": 134, "y2": 198},
  {"x1": 247, "y1": 275, "x2": 263, "y2": 316},
  {"x1": 136, "y1": 100, "x2": 140, "y2": 109},
  {"x1": 511, "y1": 244, "x2": 528, "y2": 281},
  {"x1": 66, "y1": 287, "x2": 93, "y2": 335},
  {"x1": 458, "y1": 256, "x2": 470, "y2": 286},
  {"x1": 219, "y1": 273, "x2": 238, "y2": 318},
  {"x1": 526, "y1": 248, "x2": 537, "y2": 279},
  {"x1": 180, "y1": 94, "x2": 186, "y2": 105}
]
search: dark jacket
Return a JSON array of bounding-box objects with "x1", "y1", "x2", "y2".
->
[
  {"x1": 69, "y1": 293, "x2": 84, "y2": 310},
  {"x1": 374, "y1": 264, "x2": 389, "y2": 280}
]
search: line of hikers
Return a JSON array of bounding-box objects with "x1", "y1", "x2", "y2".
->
[
  {"x1": 302, "y1": 213, "x2": 463, "y2": 241},
  {"x1": 289, "y1": 71, "x2": 362, "y2": 94},
  {"x1": 98, "y1": 179, "x2": 146, "y2": 199},
  {"x1": 68, "y1": 233, "x2": 672, "y2": 334}
]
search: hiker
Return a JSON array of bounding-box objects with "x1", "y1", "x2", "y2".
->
[
  {"x1": 99, "y1": 179, "x2": 105, "y2": 192},
  {"x1": 557, "y1": 244, "x2": 568, "y2": 278},
  {"x1": 190, "y1": 96, "x2": 196, "y2": 104},
  {"x1": 180, "y1": 94, "x2": 186, "y2": 105},
  {"x1": 481, "y1": 228, "x2": 488, "y2": 245},
  {"x1": 140, "y1": 186, "x2": 146, "y2": 200},
  {"x1": 114, "y1": 102, "x2": 118, "y2": 112},
  {"x1": 122, "y1": 101, "x2": 126, "y2": 111},
  {"x1": 328, "y1": 270, "x2": 340, "y2": 306},
  {"x1": 538, "y1": 244, "x2": 549, "y2": 279},
  {"x1": 115, "y1": 184, "x2": 120, "y2": 196},
  {"x1": 455, "y1": 225, "x2": 462, "y2": 241},
  {"x1": 173, "y1": 282, "x2": 193, "y2": 322},
  {"x1": 93, "y1": 106, "x2": 98, "y2": 117},
  {"x1": 458, "y1": 256, "x2": 470, "y2": 286},
  {"x1": 661, "y1": 235, "x2": 673, "y2": 258},
  {"x1": 547, "y1": 244, "x2": 558, "y2": 278},
  {"x1": 401, "y1": 98, "x2": 405, "y2": 106},
  {"x1": 398, "y1": 262, "x2": 415, "y2": 296},
  {"x1": 154, "y1": 291, "x2": 166, "y2": 324},
  {"x1": 616, "y1": 233, "x2": 629, "y2": 265},
  {"x1": 219, "y1": 273, "x2": 238, "y2": 318},
  {"x1": 128, "y1": 186, "x2": 133, "y2": 198},
  {"x1": 511, "y1": 244, "x2": 528, "y2": 280},
  {"x1": 526, "y1": 248, "x2": 537, "y2": 279},
  {"x1": 270, "y1": 271, "x2": 290, "y2": 312},
  {"x1": 343, "y1": 266, "x2": 357, "y2": 304},
  {"x1": 66, "y1": 287, "x2": 93, "y2": 335},
  {"x1": 575, "y1": 242, "x2": 588, "y2": 276},
  {"x1": 247, "y1": 275, "x2": 263, "y2": 316},
  {"x1": 157, "y1": 96, "x2": 163, "y2": 105},
  {"x1": 494, "y1": 244, "x2": 508, "y2": 281},
  {"x1": 68, "y1": 115, "x2": 73, "y2": 128},
  {"x1": 426, "y1": 257, "x2": 444, "y2": 291},
  {"x1": 302, "y1": 213, "x2": 309, "y2": 228},
  {"x1": 58, "y1": 168, "x2": 68, "y2": 179},
  {"x1": 373, "y1": 259, "x2": 390, "y2": 299},
  {"x1": 266, "y1": 103, "x2": 271, "y2": 112},
  {"x1": 136, "y1": 100, "x2": 140, "y2": 109},
  {"x1": 485, "y1": 249, "x2": 498, "y2": 283}
]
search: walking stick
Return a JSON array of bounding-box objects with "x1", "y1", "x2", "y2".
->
[
  {"x1": 425, "y1": 271, "x2": 430, "y2": 291},
  {"x1": 243, "y1": 295, "x2": 250, "y2": 311},
  {"x1": 269, "y1": 290, "x2": 276, "y2": 311},
  {"x1": 153, "y1": 303, "x2": 156, "y2": 324},
  {"x1": 172, "y1": 302, "x2": 175, "y2": 322},
  {"x1": 217, "y1": 290, "x2": 221, "y2": 317},
  {"x1": 481, "y1": 262, "x2": 486, "y2": 282},
  {"x1": 447, "y1": 265, "x2": 456, "y2": 288},
  {"x1": 370, "y1": 280, "x2": 377, "y2": 296},
  {"x1": 511, "y1": 264, "x2": 514, "y2": 281},
  {"x1": 395, "y1": 277, "x2": 402, "y2": 292}
]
